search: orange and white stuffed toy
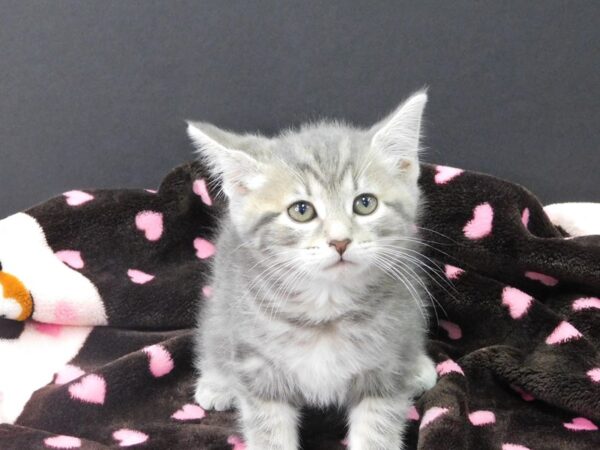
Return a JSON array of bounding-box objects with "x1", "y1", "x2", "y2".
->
[{"x1": 0, "y1": 263, "x2": 33, "y2": 321}]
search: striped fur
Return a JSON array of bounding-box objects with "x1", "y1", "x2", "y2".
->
[{"x1": 189, "y1": 91, "x2": 436, "y2": 450}]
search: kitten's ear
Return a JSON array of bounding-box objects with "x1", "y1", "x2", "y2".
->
[
  {"x1": 187, "y1": 121, "x2": 265, "y2": 197},
  {"x1": 370, "y1": 90, "x2": 427, "y2": 177}
]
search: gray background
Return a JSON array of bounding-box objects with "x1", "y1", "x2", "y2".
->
[{"x1": 1, "y1": 0, "x2": 598, "y2": 218}]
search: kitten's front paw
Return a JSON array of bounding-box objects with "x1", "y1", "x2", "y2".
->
[
  {"x1": 194, "y1": 376, "x2": 236, "y2": 411},
  {"x1": 413, "y1": 354, "x2": 437, "y2": 394}
]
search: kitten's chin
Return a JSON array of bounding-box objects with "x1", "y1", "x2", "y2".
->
[{"x1": 317, "y1": 256, "x2": 369, "y2": 282}]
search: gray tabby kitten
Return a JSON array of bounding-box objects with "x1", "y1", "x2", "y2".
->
[{"x1": 188, "y1": 91, "x2": 437, "y2": 450}]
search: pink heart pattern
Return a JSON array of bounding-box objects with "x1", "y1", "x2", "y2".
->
[
  {"x1": 55, "y1": 250, "x2": 85, "y2": 269},
  {"x1": 227, "y1": 435, "x2": 247, "y2": 450},
  {"x1": 55, "y1": 364, "x2": 86, "y2": 385},
  {"x1": 573, "y1": 297, "x2": 600, "y2": 311},
  {"x1": 463, "y1": 203, "x2": 494, "y2": 239},
  {"x1": 434, "y1": 165, "x2": 464, "y2": 184},
  {"x1": 194, "y1": 238, "x2": 216, "y2": 259},
  {"x1": 171, "y1": 404, "x2": 206, "y2": 421},
  {"x1": 406, "y1": 405, "x2": 420, "y2": 421},
  {"x1": 202, "y1": 285, "x2": 214, "y2": 298},
  {"x1": 193, "y1": 179, "x2": 213, "y2": 206},
  {"x1": 439, "y1": 320, "x2": 462, "y2": 340},
  {"x1": 511, "y1": 384, "x2": 535, "y2": 402},
  {"x1": 546, "y1": 321, "x2": 582, "y2": 345},
  {"x1": 524, "y1": 271, "x2": 558, "y2": 286},
  {"x1": 63, "y1": 190, "x2": 94, "y2": 206},
  {"x1": 436, "y1": 359, "x2": 464, "y2": 376},
  {"x1": 502, "y1": 444, "x2": 530, "y2": 450},
  {"x1": 502, "y1": 286, "x2": 533, "y2": 319},
  {"x1": 33, "y1": 321, "x2": 63, "y2": 337},
  {"x1": 68, "y1": 374, "x2": 106, "y2": 405},
  {"x1": 127, "y1": 269, "x2": 155, "y2": 284},
  {"x1": 54, "y1": 301, "x2": 78, "y2": 324},
  {"x1": 44, "y1": 435, "x2": 82, "y2": 449},
  {"x1": 587, "y1": 368, "x2": 600, "y2": 383},
  {"x1": 445, "y1": 264, "x2": 464, "y2": 280},
  {"x1": 521, "y1": 208, "x2": 530, "y2": 228},
  {"x1": 143, "y1": 344, "x2": 174, "y2": 378},
  {"x1": 469, "y1": 410, "x2": 496, "y2": 426},
  {"x1": 563, "y1": 417, "x2": 598, "y2": 431},
  {"x1": 135, "y1": 211, "x2": 164, "y2": 241},
  {"x1": 420, "y1": 406, "x2": 449, "y2": 430},
  {"x1": 113, "y1": 429, "x2": 149, "y2": 447}
]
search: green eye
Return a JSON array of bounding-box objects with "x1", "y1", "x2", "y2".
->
[
  {"x1": 288, "y1": 201, "x2": 317, "y2": 222},
  {"x1": 353, "y1": 194, "x2": 378, "y2": 215}
]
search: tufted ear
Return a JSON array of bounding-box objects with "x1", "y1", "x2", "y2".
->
[
  {"x1": 370, "y1": 90, "x2": 427, "y2": 178},
  {"x1": 186, "y1": 121, "x2": 266, "y2": 197}
]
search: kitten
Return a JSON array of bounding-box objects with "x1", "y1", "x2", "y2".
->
[{"x1": 188, "y1": 91, "x2": 437, "y2": 450}]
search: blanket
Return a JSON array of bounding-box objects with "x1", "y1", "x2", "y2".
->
[{"x1": 0, "y1": 162, "x2": 599, "y2": 450}]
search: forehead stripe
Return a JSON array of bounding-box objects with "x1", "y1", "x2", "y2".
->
[
  {"x1": 250, "y1": 212, "x2": 279, "y2": 234},
  {"x1": 386, "y1": 201, "x2": 412, "y2": 222}
]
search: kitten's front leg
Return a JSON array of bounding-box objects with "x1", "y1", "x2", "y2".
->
[
  {"x1": 238, "y1": 395, "x2": 300, "y2": 450},
  {"x1": 347, "y1": 395, "x2": 410, "y2": 450}
]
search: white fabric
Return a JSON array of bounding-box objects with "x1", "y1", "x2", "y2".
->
[{"x1": 544, "y1": 203, "x2": 600, "y2": 237}]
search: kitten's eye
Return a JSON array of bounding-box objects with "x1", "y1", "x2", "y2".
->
[
  {"x1": 353, "y1": 194, "x2": 378, "y2": 215},
  {"x1": 288, "y1": 201, "x2": 317, "y2": 222}
]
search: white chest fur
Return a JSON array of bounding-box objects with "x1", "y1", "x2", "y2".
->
[{"x1": 271, "y1": 317, "x2": 384, "y2": 407}]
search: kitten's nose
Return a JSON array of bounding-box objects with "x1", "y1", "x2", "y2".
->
[{"x1": 329, "y1": 239, "x2": 351, "y2": 255}]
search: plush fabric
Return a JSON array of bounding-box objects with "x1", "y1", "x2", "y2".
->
[{"x1": 0, "y1": 162, "x2": 598, "y2": 449}]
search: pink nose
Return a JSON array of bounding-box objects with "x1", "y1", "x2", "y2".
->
[{"x1": 329, "y1": 239, "x2": 351, "y2": 255}]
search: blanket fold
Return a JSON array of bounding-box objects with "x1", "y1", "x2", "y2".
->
[{"x1": 0, "y1": 162, "x2": 598, "y2": 449}]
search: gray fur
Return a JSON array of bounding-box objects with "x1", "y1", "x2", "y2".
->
[{"x1": 189, "y1": 91, "x2": 437, "y2": 450}]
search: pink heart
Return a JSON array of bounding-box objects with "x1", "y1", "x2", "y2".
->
[
  {"x1": 521, "y1": 208, "x2": 530, "y2": 228},
  {"x1": 143, "y1": 344, "x2": 174, "y2": 378},
  {"x1": 193, "y1": 179, "x2": 213, "y2": 206},
  {"x1": 194, "y1": 238, "x2": 216, "y2": 259},
  {"x1": 54, "y1": 301, "x2": 78, "y2": 324},
  {"x1": 55, "y1": 250, "x2": 85, "y2": 269},
  {"x1": 510, "y1": 385, "x2": 535, "y2": 402},
  {"x1": 463, "y1": 203, "x2": 494, "y2": 239},
  {"x1": 502, "y1": 287, "x2": 533, "y2": 319},
  {"x1": 439, "y1": 320, "x2": 462, "y2": 340},
  {"x1": 135, "y1": 211, "x2": 164, "y2": 241},
  {"x1": 587, "y1": 368, "x2": 600, "y2": 383},
  {"x1": 546, "y1": 321, "x2": 582, "y2": 345},
  {"x1": 33, "y1": 321, "x2": 63, "y2": 337},
  {"x1": 127, "y1": 269, "x2": 155, "y2": 284},
  {"x1": 563, "y1": 417, "x2": 598, "y2": 431},
  {"x1": 44, "y1": 435, "x2": 82, "y2": 448},
  {"x1": 227, "y1": 436, "x2": 247, "y2": 450},
  {"x1": 406, "y1": 405, "x2": 420, "y2": 421},
  {"x1": 172, "y1": 403, "x2": 206, "y2": 421},
  {"x1": 469, "y1": 410, "x2": 496, "y2": 426},
  {"x1": 445, "y1": 264, "x2": 464, "y2": 280},
  {"x1": 419, "y1": 406, "x2": 449, "y2": 429},
  {"x1": 502, "y1": 444, "x2": 530, "y2": 450},
  {"x1": 55, "y1": 364, "x2": 86, "y2": 385},
  {"x1": 436, "y1": 359, "x2": 464, "y2": 376},
  {"x1": 113, "y1": 429, "x2": 149, "y2": 447},
  {"x1": 68, "y1": 374, "x2": 106, "y2": 404},
  {"x1": 63, "y1": 190, "x2": 94, "y2": 206},
  {"x1": 524, "y1": 271, "x2": 558, "y2": 286},
  {"x1": 202, "y1": 285, "x2": 214, "y2": 298},
  {"x1": 434, "y1": 166, "x2": 464, "y2": 184},
  {"x1": 573, "y1": 297, "x2": 600, "y2": 311}
]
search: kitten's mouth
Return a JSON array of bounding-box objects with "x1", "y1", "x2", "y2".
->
[{"x1": 325, "y1": 258, "x2": 355, "y2": 270}]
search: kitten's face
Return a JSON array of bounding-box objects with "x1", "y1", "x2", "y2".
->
[
  {"x1": 188, "y1": 91, "x2": 427, "y2": 285},
  {"x1": 235, "y1": 135, "x2": 420, "y2": 283}
]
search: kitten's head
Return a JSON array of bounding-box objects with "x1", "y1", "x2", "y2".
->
[{"x1": 187, "y1": 91, "x2": 427, "y2": 284}]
